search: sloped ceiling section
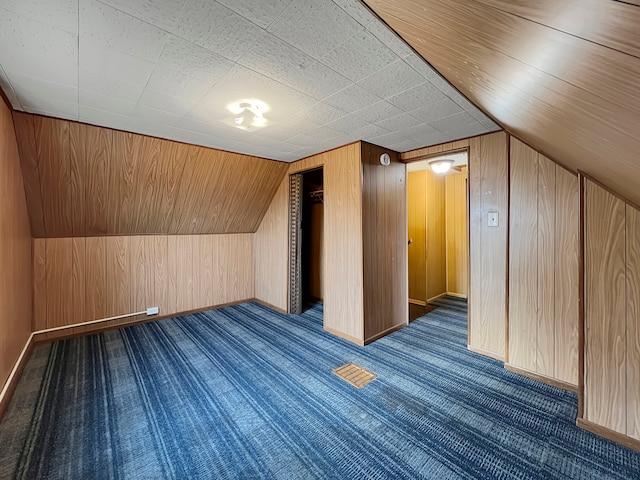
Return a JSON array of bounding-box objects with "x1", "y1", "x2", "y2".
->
[
  {"x1": 364, "y1": 0, "x2": 640, "y2": 206},
  {"x1": 13, "y1": 112, "x2": 288, "y2": 237},
  {"x1": 0, "y1": 0, "x2": 499, "y2": 162}
]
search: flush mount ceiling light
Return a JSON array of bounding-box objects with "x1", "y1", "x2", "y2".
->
[
  {"x1": 428, "y1": 157, "x2": 454, "y2": 174},
  {"x1": 226, "y1": 99, "x2": 270, "y2": 131}
]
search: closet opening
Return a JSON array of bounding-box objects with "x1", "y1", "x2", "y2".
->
[{"x1": 289, "y1": 167, "x2": 324, "y2": 314}]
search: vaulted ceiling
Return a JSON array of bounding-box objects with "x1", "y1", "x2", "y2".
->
[
  {"x1": 364, "y1": 0, "x2": 640, "y2": 206},
  {"x1": 0, "y1": 0, "x2": 499, "y2": 161}
]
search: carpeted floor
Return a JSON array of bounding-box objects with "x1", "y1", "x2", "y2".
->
[{"x1": 1, "y1": 297, "x2": 639, "y2": 479}]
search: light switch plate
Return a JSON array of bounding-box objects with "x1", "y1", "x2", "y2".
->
[{"x1": 488, "y1": 211, "x2": 499, "y2": 227}]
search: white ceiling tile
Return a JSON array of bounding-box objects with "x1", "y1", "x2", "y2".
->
[
  {"x1": 356, "y1": 101, "x2": 403, "y2": 124},
  {"x1": 387, "y1": 82, "x2": 448, "y2": 112},
  {"x1": 79, "y1": 105, "x2": 130, "y2": 130},
  {"x1": 287, "y1": 125, "x2": 345, "y2": 146},
  {"x1": 365, "y1": 17, "x2": 413, "y2": 58},
  {"x1": 481, "y1": 119, "x2": 501, "y2": 131},
  {"x1": 80, "y1": 39, "x2": 155, "y2": 86},
  {"x1": 22, "y1": 97, "x2": 79, "y2": 120},
  {"x1": 357, "y1": 59, "x2": 424, "y2": 100},
  {"x1": 332, "y1": 0, "x2": 377, "y2": 29},
  {"x1": 277, "y1": 153, "x2": 300, "y2": 162},
  {"x1": 352, "y1": 124, "x2": 391, "y2": 141},
  {"x1": 146, "y1": 66, "x2": 211, "y2": 102},
  {"x1": 217, "y1": 0, "x2": 294, "y2": 29},
  {"x1": 401, "y1": 123, "x2": 440, "y2": 140},
  {"x1": 173, "y1": 0, "x2": 265, "y2": 61},
  {"x1": 128, "y1": 105, "x2": 183, "y2": 129},
  {"x1": 0, "y1": 65, "x2": 21, "y2": 109},
  {"x1": 452, "y1": 95, "x2": 493, "y2": 123},
  {"x1": 444, "y1": 123, "x2": 488, "y2": 140},
  {"x1": 326, "y1": 112, "x2": 373, "y2": 134},
  {"x1": 79, "y1": 90, "x2": 137, "y2": 116},
  {"x1": 403, "y1": 53, "x2": 444, "y2": 83},
  {"x1": 79, "y1": 68, "x2": 145, "y2": 104},
  {"x1": 297, "y1": 102, "x2": 347, "y2": 125},
  {"x1": 138, "y1": 89, "x2": 196, "y2": 116},
  {"x1": 97, "y1": 0, "x2": 186, "y2": 31},
  {"x1": 368, "y1": 131, "x2": 413, "y2": 146},
  {"x1": 319, "y1": 29, "x2": 396, "y2": 83},
  {"x1": 12, "y1": 74, "x2": 77, "y2": 104},
  {"x1": 323, "y1": 83, "x2": 381, "y2": 113},
  {"x1": 158, "y1": 36, "x2": 234, "y2": 85},
  {"x1": 238, "y1": 33, "x2": 351, "y2": 100},
  {"x1": 0, "y1": 0, "x2": 78, "y2": 34},
  {"x1": 385, "y1": 139, "x2": 424, "y2": 153},
  {"x1": 410, "y1": 99, "x2": 463, "y2": 124},
  {"x1": 267, "y1": 0, "x2": 362, "y2": 58},
  {"x1": 429, "y1": 111, "x2": 476, "y2": 133},
  {"x1": 0, "y1": 9, "x2": 78, "y2": 86},
  {"x1": 375, "y1": 112, "x2": 422, "y2": 132},
  {"x1": 80, "y1": 0, "x2": 168, "y2": 62}
]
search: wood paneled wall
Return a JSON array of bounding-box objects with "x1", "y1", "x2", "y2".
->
[
  {"x1": 12, "y1": 113, "x2": 288, "y2": 237},
  {"x1": 445, "y1": 170, "x2": 468, "y2": 297},
  {"x1": 33, "y1": 234, "x2": 253, "y2": 338},
  {"x1": 584, "y1": 179, "x2": 640, "y2": 440},
  {"x1": 308, "y1": 202, "x2": 324, "y2": 300},
  {"x1": 0, "y1": 97, "x2": 33, "y2": 400},
  {"x1": 361, "y1": 142, "x2": 407, "y2": 343},
  {"x1": 407, "y1": 170, "x2": 446, "y2": 303},
  {"x1": 468, "y1": 132, "x2": 508, "y2": 360},
  {"x1": 508, "y1": 139, "x2": 579, "y2": 385}
]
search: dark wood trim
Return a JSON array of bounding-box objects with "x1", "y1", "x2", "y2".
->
[
  {"x1": 400, "y1": 133, "x2": 506, "y2": 163},
  {"x1": 466, "y1": 145, "x2": 472, "y2": 344},
  {"x1": 467, "y1": 344, "x2": 505, "y2": 362},
  {"x1": 0, "y1": 85, "x2": 13, "y2": 111},
  {"x1": 0, "y1": 336, "x2": 34, "y2": 422},
  {"x1": 577, "y1": 418, "x2": 640, "y2": 453},
  {"x1": 579, "y1": 169, "x2": 640, "y2": 213},
  {"x1": 401, "y1": 147, "x2": 468, "y2": 164},
  {"x1": 364, "y1": 322, "x2": 406, "y2": 345},
  {"x1": 252, "y1": 298, "x2": 288, "y2": 315},
  {"x1": 32, "y1": 300, "x2": 255, "y2": 344},
  {"x1": 505, "y1": 363, "x2": 578, "y2": 393},
  {"x1": 578, "y1": 173, "x2": 586, "y2": 418},
  {"x1": 504, "y1": 134, "x2": 511, "y2": 364}
]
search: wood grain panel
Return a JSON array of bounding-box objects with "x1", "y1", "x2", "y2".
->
[
  {"x1": 308, "y1": 202, "x2": 324, "y2": 300},
  {"x1": 425, "y1": 169, "x2": 446, "y2": 300},
  {"x1": 536, "y1": 154, "x2": 556, "y2": 378},
  {"x1": 33, "y1": 239, "x2": 47, "y2": 331},
  {"x1": 0, "y1": 97, "x2": 33, "y2": 403},
  {"x1": 367, "y1": 0, "x2": 640, "y2": 208},
  {"x1": 408, "y1": 171, "x2": 427, "y2": 302},
  {"x1": 85, "y1": 237, "x2": 107, "y2": 322},
  {"x1": 154, "y1": 235, "x2": 170, "y2": 316},
  {"x1": 13, "y1": 114, "x2": 288, "y2": 237},
  {"x1": 468, "y1": 132, "x2": 507, "y2": 358},
  {"x1": 401, "y1": 139, "x2": 470, "y2": 162},
  {"x1": 584, "y1": 180, "x2": 626, "y2": 433},
  {"x1": 627, "y1": 205, "x2": 640, "y2": 440},
  {"x1": 131, "y1": 236, "x2": 155, "y2": 312},
  {"x1": 12, "y1": 112, "x2": 44, "y2": 236},
  {"x1": 445, "y1": 171, "x2": 467, "y2": 296},
  {"x1": 554, "y1": 166, "x2": 579, "y2": 385},
  {"x1": 254, "y1": 176, "x2": 289, "y2": 311},
  {"x1": 323, "y1": 143, "x2": 364, "y2": 342},
  {"x1": 508, "y1": 137, "x2": 538, "y2": 371},
  {"x1": 361, "y1": 142, "x2": 407, "y2": 342}
]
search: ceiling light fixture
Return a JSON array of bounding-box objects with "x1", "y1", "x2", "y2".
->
[
  {"x1": 428, "y1": 158, "x2": 454, "y2": 174},
  {"x1": 227, "y1": 99, "x2": 269, "y2": 131}
]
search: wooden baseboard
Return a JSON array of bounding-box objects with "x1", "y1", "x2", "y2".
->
[
  {"x1": 467, "y1": 344, "x2": 505, "y2": 362},
  {"x1": 33, "y1": 299, "x2": 255, "y2": 344},
  {"x1": 577, "y1": 417, "x2": 640, "y2": 453},
  {"x1": 252, "y1": 298, "x2": 288, "y2": 314},
  {"x1": 504, "y1": 364, "x2": 578, "y2": 393},
  {"x1": 364, "y1": 322, "x2": 406, "y2": 345},
  {"x1": 324, "y1": 326, "x2": 364, "y2": 346},
  {"x1": 445, "y1": 292, "x2": 468, "y2": 299},
  {"x1": 0, "y1": 334, "x2": 34, "y2": 421},
  {"x1": 427, "y1": 293, "x2": 447, "y2": 303},
  {"x1": 409, "y1": 298, "x2": 426, "y2": 306}
]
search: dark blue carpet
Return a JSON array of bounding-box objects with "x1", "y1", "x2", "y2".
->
[{"x1": 1, "y1": 298, "x2": 639, "y2": 479}]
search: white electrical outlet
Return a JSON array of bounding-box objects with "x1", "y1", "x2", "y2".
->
[
  {"x1": 146, "y1": 306, "x2": 159, "y2": 316},
  {"x1": 488, "y1": 211, "x2": 499, "y2": 227}
]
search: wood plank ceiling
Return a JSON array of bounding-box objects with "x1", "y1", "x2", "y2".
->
[{"x1": 364, "y1": 0, "x2": 640, "y2": 206}]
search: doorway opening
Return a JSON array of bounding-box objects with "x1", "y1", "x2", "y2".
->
[
  {"x1": 289, "y1": 167, "x2": 324, "y2": 314},
  {"x1": 406, "y1": 151, "x2": 469, "y2": 322}
]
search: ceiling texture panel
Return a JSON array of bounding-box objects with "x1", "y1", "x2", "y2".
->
[
  {"x1": 364, "y1": 0, "x2": 640, "y2": 206},
  {"x1": 0, "y1": 0, "x2": 500, "y2": 162}
]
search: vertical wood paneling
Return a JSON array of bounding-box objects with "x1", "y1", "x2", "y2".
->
[
  {"x1": 585, "y1": 180, "x2": 627, "y2": 433},
  {"x1": 132, "y1": 136, "x2": 162, "y2": 233},
  {"x1": 154, "y1": 235, "x2": 170, "y2": 316},
  {"x1": 85, "y1": 125, "x2": 112, "y2": 235},
  {"x1": 199, "y1": 234, "x2": 214, "y2": 307},
  {"x1": 69, "y1": 122, "x2": 86, "y2": 236},
  {"x1": 627, "y1": 205, "x2": 640, "y2": 440},
  {"x1": 361, "y1": 142, "x2": 407, "y2": 342},
  {"x1": 323, "y1": 143, "x2": 364, "y2": 342},
  {"x1": 45, "y1": 238, "x2": 74, "y2": 329},
  {"x1": 33, "y1": 239, "x2": 47, "y2": 331},
  {"x1": 254, "y1": 176, "x2": 289, "y2": 311},
  {"x1": 408, "y1": 171, "x2": 426, "y2": 302},
  {"x1": 157, "y1": 142, "x2": 189, "y2": 233},
  {"x1": 537, "y1": 155, "x2": 556, "y2": 378},
  {"x1": 508, "y1": 138, "x2": 538, "y2": 370},
  {"x1": 0, "y1": 97, "x2": 33, "y2": 401},
  {"x1": 110, "y1": 131, "x2": 140, "y2": 234},
  {"x1": 12, "y1": 112, "x2": 45, "y2": 236},
  {"x1": 554, "y1": 166, "x2": 580, "y2": 385},
  {"x1": 445, "y1": 171, "x2": 468, "y2": 296},
  {"x1": 131, "y1": 236, "x2": 155, "y2": 312},
  {"x1": 85, "y1": 237, "x2": 107, "y2": 321},
  {"x1": 469, "y1": 132, "x2": 508, "y2": 358},
  {"x1": 105, "y1": 236, "x2": 132, "y2": 324},
  {"x1": 308, "y1": 202, "x2": 324, "y2": 300},
  {"x1": 425, "y1": 169, "x2": 446, "y2": 300}
]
